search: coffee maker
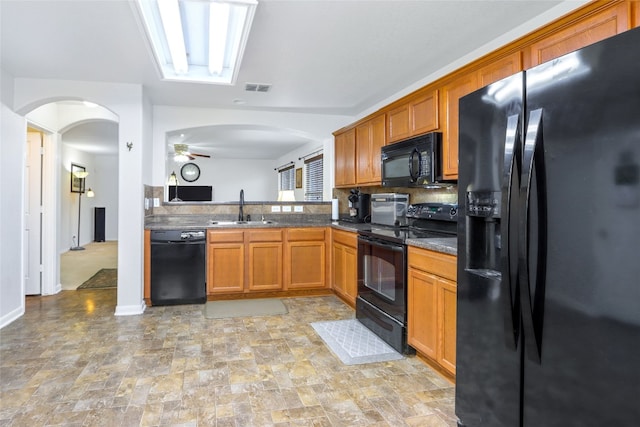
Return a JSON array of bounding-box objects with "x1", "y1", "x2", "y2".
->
[{"x1": 346, "y1": 189, "x2": 371, "y2": 223}]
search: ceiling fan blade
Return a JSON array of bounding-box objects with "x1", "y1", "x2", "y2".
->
[{"x1": 191, "y1": 153, "x2": 211, "y2": 158}]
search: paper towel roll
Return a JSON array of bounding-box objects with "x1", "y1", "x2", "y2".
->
[{"x1": 331, "y1": 198, "x2": 339, "y2": 220}]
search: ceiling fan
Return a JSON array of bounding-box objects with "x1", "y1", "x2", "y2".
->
[{"x1": 172, "y1": 143, "x2": 211, "y2": 161}]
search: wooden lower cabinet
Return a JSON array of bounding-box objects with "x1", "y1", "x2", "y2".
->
[
  {"x1": 207, "y1": 227, "x2": 330, "y2": 297},
  {"x1": 285, "y1": 228, "x2": 328, "y2": 290},
  {"x1": 144, "y1": 229, "x2": 151, "y2": 304},
  {"x1": 207, "y1": 230, "x2": 245, "y2": 294},
  {"x1": 407, "y1": 246, "x2": 457, "y2": 377},
  {"x1": 247, "y1": 229, "x2": 283, "y2": 291},
  {"x1": 331, "y1": 229, "x2": 358, "y2": 306}
]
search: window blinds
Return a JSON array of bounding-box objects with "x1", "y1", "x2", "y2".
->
[
  {"x1": 279, "y1": 165, "x2": 295, "y2": 191},
  {"x1": 304, "y1": 154, "x2": 323, "y2": 201}
]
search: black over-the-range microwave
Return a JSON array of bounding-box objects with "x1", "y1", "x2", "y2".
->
[{"x1": 381, "y1": 132, "x2": 450, "y2": 188}]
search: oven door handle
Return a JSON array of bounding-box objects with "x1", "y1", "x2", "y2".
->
[{"x1": 358, "y1": 236, "x2": 404, "y2": 252}]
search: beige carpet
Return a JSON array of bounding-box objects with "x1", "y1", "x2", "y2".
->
[
  {"x1": 204, "y1": 298, "x2": 288, "y2": 319},
  {"x1": 77, "y1": 268, "x2": 117, "y2": 289}
]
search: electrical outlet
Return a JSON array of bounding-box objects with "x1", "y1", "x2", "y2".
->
[
  {"x1": 271, "y1": 205, "x2": 281, "y2": 212},
  {"x1": 282, "y1": 205, "x2": 292, "y2": 212},
  {"x1": 294, "y1": 205, "x2": 304, "y2": 212},
  {"x1": 144, "y1": 198, "x2": 150, "y2": 209},
  {"x1": 153, "y1": 198, "x2": 160, "y2": 207}
]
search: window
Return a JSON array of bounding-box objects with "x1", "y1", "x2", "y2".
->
[
  {"x1": 305, "y1": 154, "x2": 323, "y2": 201},
  {"x1": 279, "y1": 165, "x2": 295, "y2": 191}
]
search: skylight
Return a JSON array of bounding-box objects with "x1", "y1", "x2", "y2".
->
[{"x1": 135, "y1": 0, "x2": 258, "y2": 85}]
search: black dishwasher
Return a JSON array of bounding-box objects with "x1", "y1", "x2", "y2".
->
[{"x1": 150, "y1": 230, "x2": 206, "y2": 306}]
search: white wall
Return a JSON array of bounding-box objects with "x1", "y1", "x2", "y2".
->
[
  {"x1": 274, "y1": 138, "x2": 335, "y2": 202},
  {"x1": 59, "y1": 147, "x2": 119, "y2": 251},
  {"x1": 91, "y1": 154, "x2": 118, "y2": 241},
  {"x1": 0, "y1": 67, "x2": 27, "y2": 328},
  {"x1": 168, "y1": 157, "x2": 276, "y2": 201},
  {"x1": 152, "y1": 106, "x2": 353, "y2": 189},
  {"x1": 13, "y1": 78, "x2": 148, "y2": 317}
]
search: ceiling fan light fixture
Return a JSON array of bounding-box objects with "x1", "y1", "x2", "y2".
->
[{"x1": 135, "y1": 0, "x2": 258, "y2": 85}]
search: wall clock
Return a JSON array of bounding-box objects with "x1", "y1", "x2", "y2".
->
[{"x1": 180, "y1": 162, "x2": 200, "y2": 182}]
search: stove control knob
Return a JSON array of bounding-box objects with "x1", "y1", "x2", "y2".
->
[{"x1": 450, "y1": 207, "x2": 458, "y2": 217}]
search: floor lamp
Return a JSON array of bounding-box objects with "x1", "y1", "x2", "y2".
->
[
  {"x1": 168, "y1": 171, "x2": 182, "y2": 202},
  {"x1": 70, "y1": 170, "x2": 94, "y2": 251}
]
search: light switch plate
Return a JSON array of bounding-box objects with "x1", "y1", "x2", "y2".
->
[
  {"x1": 282, "y1": 205, "x2": 292, "y2": 212},
  {"x1": 294, "y1": 205, "x2": 304, "y2": 212},
  {"x1": 144, "y1": 198, "x2": 150, "y2": 209},
  {"x1": 271, "y1": 205, "x2": 281, "y2": 212}
]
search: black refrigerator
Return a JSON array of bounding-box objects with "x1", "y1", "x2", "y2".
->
[{"x1": 456, "y1": 27, "x2": 640, "y2": 427}]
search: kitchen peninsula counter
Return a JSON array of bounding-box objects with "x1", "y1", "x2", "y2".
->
[{"x1": 145, "y1": 215, "x2": 457, "y2": 256}]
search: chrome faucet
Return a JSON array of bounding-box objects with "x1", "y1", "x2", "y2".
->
[{"x1": 238, "y1": 189, "x2": 245, "y2": 221}]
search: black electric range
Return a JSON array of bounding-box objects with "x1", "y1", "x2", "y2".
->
[{"x1": 359, "y1": 202, "x2": 458, "y2": 244}]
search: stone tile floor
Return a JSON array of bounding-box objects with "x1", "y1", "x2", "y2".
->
[{"x1": 0, "y1": 290, "x2": 456, "y2": 426}]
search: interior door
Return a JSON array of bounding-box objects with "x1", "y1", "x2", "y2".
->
[{"x1": 25, "y1": 131, "x2": 42, "y2": 295}]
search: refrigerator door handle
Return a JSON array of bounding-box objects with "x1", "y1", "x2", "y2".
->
[
  {"x1": 519, "y1": 108, "x2": 548, "y2": 364},
  {"x1": 501, "y1": 114, "x2": 521, "y2": 350}
]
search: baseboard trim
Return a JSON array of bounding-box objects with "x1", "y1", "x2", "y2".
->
[
  {"x1": 114, "y1": 300, "x2": 146, "y2": 316},
  {"x1": 0, "y1": 304, "x2": 25, "y2": 330}
]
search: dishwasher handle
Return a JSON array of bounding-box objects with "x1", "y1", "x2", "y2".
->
[{"x1": 150, "y1": 230, "x2": 206, "y2": 243}]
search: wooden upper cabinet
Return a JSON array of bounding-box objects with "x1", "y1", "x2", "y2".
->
[
  {"x1": 387, "y1": 89, "x2": 439, "y2": 144},
  {"x1": 528, "y1": 2, "x2": 630, "y2": 67},
  {"x1": 387, "y1": 103, "x2": 411, "y2": 143},
  {"x1": 334, "y1": 128, "x2": 356, "y2": 187},
  {"x1": 410, "y1": 90, "x2": 439, "y2": 136},
  {"x1": 355, "y1": 114, "x2": 386, "y2": 185},
  {"x1": 478, "y1": 51, "x2": 523, "y2": 88},
  {"x1": 634, "y1": 0, "x2": 640, "y2": 28},
  {"x1": 441, "y1": 73, "x2": 478, "y2": 180}
]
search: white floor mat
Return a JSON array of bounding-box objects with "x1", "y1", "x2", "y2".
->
[{"x1": 311, "y1": 319, "x2": 404, "y2": 365}]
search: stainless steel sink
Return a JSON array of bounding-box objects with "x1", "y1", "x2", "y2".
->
[{"x1": 209, "y1": 220, "x2": 277, "y2": 226}]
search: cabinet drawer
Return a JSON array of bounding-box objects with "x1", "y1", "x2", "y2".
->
[
  {"x1": 208, "y1": 230, "x2": 244, "y2": 243},
  {"x1": 287, "y1": 227, "x2": 326, "y2": 241},
  {"x1": 332, "y1": 229, "x2": 357, "y2": 247},
  {"x1": 247, "y1": 229, "x2": 282, "y2": 242},
  {"x1": 408, "y1": 247, "x2": 456, "y2": 281}
]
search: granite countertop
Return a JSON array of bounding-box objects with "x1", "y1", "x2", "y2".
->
[
  {"x1": 145, "y1": 214, "x2": 332, "y2": 230},
  {"x1": 406, "y1": 237, "x2": 457, "y2": 256}
]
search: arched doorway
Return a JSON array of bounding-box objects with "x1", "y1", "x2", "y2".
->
[{"x1": 24, "y1": 100, "x2": 119, "y2": 296}]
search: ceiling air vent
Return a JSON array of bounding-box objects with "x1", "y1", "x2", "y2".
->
[{"x1": 245, "y1": 83, "x2": 271, "y2": 93}]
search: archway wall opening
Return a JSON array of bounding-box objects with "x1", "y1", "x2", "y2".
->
[{"x1": 14, "y1": 78, "x2": 151, "y2": 316}]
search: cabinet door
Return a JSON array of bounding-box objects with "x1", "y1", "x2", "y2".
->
[
  {"x1": 208, "y1": 243, "x2": 245, "y2": 293},
  {"x1": 332, "y1": 242, "x2": 346, "y2": 295},
  {"x1": 407, "y1": 267, "x2": 438, "y2": 359},
  {"x1": 478, "y1": 51, "x2": 522, "y2": 88},
  {"x1": 331, "y1": 227, "x2": 358, "y2": 306},
  {"x1": 438, "y1": 278, "x2": 457, "y2": 376},
  {"x1": 343, "y1": 244, "x2": 358, "y2": 305},
  {"x1": 356, "y1": 114, "x2": 385, "y2": 185},
  {"x1": 410, "y1": 90, "x2": 439, "y2": 135},
  {"x1": 334, "y1": 129, "x2": 356, "y2": 187},
  {"x1": 387, "y1": 104, "x2": 411, "y2": 143},
  {"x1": 286, "y1": 241, "x2": 326, "y2": 289},
  {"x1": 528, "y1": 2, "x2": 629, "y2": 67},
  {"x1": 442, "y1": 73, "x2": 478, "y2": 180},
  {"x1": 248, "y1": 242, "x2": 283, "y2": 291}
]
